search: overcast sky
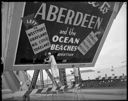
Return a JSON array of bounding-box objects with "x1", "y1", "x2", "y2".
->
[
  {"x1": 79, "y1": 3, "x2": 126, "y2": 71},
  {"x1": 94, "y1": 3, "x2": 126, "y2": 69},
  {"x1": 28, "y1": 3, "x2": 126, "y2": 78}
]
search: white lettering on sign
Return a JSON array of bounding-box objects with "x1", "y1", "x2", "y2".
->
[
  {"x1": 26, "y1": 19, "x2": 38, "y2": 26},
  {"x1": 34, "y1": 3, "x2": 103, "y2": 30},
  {"x1": 78, "y1": 31, "x2": 100, "y2": 55},
  {"x1": 25, "y1": 23, "x2": 51, "y2": 54},
  {"x1": 49, "y1": 26, "x2": 80, "y2": 55},
  {"x1": 52, "y1": 35, "x2": 80, "y2": 44},
  {"x1": 88, "y1": 2, "x2": 111, "y2": 14},
  {"x1": 88, "y1": 2, "x2": 99, "y2": 7},
  {"x1": 51, "y1": 44, "x2": 78, "y2": 52},
  {"x1": 99, "y1": 2, "x2": 111, "y2": 14},
  {"x1": 57, "y1": 53, "x2": 74, "y2": 56}
]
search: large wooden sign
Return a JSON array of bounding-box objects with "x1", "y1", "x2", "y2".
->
[{"x1": 4, "y1": 2, "x2": 121, "y2": 70}]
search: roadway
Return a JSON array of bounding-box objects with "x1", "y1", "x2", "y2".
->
[{"x1": 3, "y1": 88, "x2": 127, "y2": 101}]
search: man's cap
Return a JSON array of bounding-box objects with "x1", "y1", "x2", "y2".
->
[{"x1": 48, "y1": 52, "x2": 51, "y2": 55}]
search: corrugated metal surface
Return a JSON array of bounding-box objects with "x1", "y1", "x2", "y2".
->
[
  {"x1": 2, "y1": 2, "x2": 14, "y2": 64},
  {"x1": 2, "y1": 74, "x2": 10, "y2": 89},
  {"x1": 2, "y1": 71, "x2": 20, "y2": 92}
]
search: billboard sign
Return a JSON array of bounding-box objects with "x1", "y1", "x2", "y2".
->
[{"x1": 4, "y1": 2, "x2": 121, "y2": 70}]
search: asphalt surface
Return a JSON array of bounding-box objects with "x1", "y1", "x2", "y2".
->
[{"x1": 2, "y1": 88, "x2": 127, "y2": 101}]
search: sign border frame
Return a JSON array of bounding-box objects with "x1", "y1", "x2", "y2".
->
[{"x1": 4, "y1": 2, "x2": 120, "y2": 71}]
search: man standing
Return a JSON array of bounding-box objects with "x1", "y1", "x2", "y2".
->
[
  {"x1": 73, "y1": 65, "x2": 79, "y2": 84},
  {"x1": 44, "y1": 52, "x2": 60, "y2": 87}
]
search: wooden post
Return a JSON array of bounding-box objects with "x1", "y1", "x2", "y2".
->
[
  {"x1": 23, "y1": 56, "x2": 40, "y2": 101},
  {"x1": 59, "y1": 68, "x2": 67, "y2": 86},
  {"x1": 78, "y1": 67, "x2": 82, "y2": 83},
  {"x1": 40, "y1": 70, "x2": 44, "y2": 88},
  {"x1": 45, "y1": 69, "x2": 59, "y2": 87}
]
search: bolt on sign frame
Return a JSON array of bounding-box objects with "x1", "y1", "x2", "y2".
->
[{"x1": 3, "y1": 2, "x2": 122, "y2": 71}]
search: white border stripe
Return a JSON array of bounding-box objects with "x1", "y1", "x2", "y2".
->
[
  {"x1": 13, "y1": 2, "x2": 26, "y2": 66},
  {"x1": 4, "y1": 2, "x2": 120, "y2": 71}
]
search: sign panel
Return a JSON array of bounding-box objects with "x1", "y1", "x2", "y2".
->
[
  {"x1": 25, "y1": 23, "x2": 51, "y2": 54},
  {"x1": 4, "y1": 2, "x2": 121, "y2": 70}
]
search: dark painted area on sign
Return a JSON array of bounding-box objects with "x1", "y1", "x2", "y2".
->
[{"x1": 15, "y1": 2, "x2": 114, "y2": 65}]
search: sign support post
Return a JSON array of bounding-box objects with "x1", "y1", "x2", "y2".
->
[
  {"x1": 40, "y1": 70, "x2": 44, "y2": 88},
  {"x1": 23, "y1": 56, "x2": 40, "y2": 101}
]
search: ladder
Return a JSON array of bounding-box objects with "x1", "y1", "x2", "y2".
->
[
  {"x1": 23, "y1": 69, "x2": 60, "y2": 100},
  {"x1": 23, "y1": 70, "x2": 40, "y2": 101},
  {"x1": 23, "y1": 56, "x2": 60, "y2": 100},
  {"x1": 45, "y1": 69, "x2": 59, "y2": 87}
]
